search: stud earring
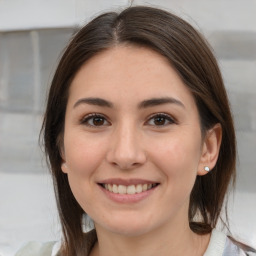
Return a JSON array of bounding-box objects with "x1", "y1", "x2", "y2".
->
[{"x1": 204, "y1": 166, "x2": 210, "y2": 172}]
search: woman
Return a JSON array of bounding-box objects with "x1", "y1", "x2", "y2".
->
[{"x1": 16, "y1": 5, "x2": 256, "y2": 256}]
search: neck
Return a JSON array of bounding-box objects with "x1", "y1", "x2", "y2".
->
[{"x1": 90, "y1": 219, "x2": 210, "y2": 256}]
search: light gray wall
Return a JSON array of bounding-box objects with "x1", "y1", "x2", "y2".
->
[
  {"x1": 0, "y1": 0, "x2": 255, "y2": 255},
  {"x1": 0, "y1": 0, "x2": 128, "y2": 30}
]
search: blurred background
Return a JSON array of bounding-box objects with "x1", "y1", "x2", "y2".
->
[{"x1": 0, "y1": 0, "x2": 255, "y2": 255}]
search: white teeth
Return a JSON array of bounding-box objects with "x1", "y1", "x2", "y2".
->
[
  {"x1": 107, "y1": 184, "x2": 113, "y2": 192},
  {"x1": 142, "y1": 184, "x2": 148, "y2": 191},
  {"x1": 112, "y1": 184, "x2": 118, "y2": 193},
  {"x1": 103, "y1": 183, "x2": 157, "y2": 194},
  {"x1": 118, "y1": 185, "x2": 127, "y2": 194},
  {"x1": 136, "y1": 184, "x2": 143, "y2": 193},
  {"x1": 127, "y1": 185, "x2": 136, "y2": 194}
]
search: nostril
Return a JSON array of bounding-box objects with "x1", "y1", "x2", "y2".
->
[{"x1": 114, "y1": 162, "x2": 142, "y2": 170}]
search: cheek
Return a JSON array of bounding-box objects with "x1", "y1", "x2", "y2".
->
[
  {"x1": 150, "y1": 134, "x2": 201, "y2": 169},
  {"x1": 64, "y1": 131, "x2": 106, "y2": 177},
  {"x1": 148, "y1": 133, "x2": 201, "y2": 190},
  {"x1": 63, "y1": 132, "x2": 106, "y2": 212}
]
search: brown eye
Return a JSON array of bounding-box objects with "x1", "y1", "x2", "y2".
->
[
  {"x1": 81, "y1": 114, "x2": 110, "y2": 127},
  {"x1": 92, "y1": 117, "x2": 105, "y2": 126},
  {"x1": 147, "y1": 113, "x2": 175, "y2": 126},
  {"x1": 153, "y1": 116, "x2": 166, "y2": 126}
]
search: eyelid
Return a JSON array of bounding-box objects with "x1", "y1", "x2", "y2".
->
[
  {"x1": 80, "y1": 113, "x2": 111, "y2": 127},
  {"x1": 145, "y1": 112, "x2": 177, "y2": 126},
  {"x1": 79, "y1": 112, "x2": 176, "y2": 127}
]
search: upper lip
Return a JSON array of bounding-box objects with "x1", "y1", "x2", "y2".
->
[{"x1": 98, "y1": 178, "x2": 159, "y2": 186}]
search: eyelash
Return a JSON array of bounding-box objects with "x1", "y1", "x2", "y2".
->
[
  {"x1": 80, "y1": 113, "x2": 110, "y2": 128},
  {"x1": 146, "y1": 113, "x2": 176, "y2": 127},
  {"x1": 80, "y1": 113, "x2": 176, "y2": 128}
]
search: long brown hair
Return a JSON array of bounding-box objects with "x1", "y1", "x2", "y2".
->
[{"x1": 42, "y1": 6, "x2": 236, "y2": 255}]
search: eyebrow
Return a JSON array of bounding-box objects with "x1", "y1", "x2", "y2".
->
[
  {"x1": 73, "y1": 97, "x2": 185, "y2": 109},
  {"x1": 73, "y1": 97, "x2": 113, "y2": 108},
  {"x1": 138, "y1": 97, "x2": 185, "y2": 109}
]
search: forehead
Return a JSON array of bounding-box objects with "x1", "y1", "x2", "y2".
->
[{"x1": 68, "y1": 45, "x2": 196, "y2": 110}]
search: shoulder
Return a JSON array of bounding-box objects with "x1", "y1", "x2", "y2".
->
[
  {"x1": 14, "y1": 230, "x2": 96, "y2": 256},
  {"x1": 204, "y1": 229, "x2": 256, "y2": 256},
  {"x1": 15, "y1": 241, "x2": 60, "y2": 256},
  {"x1": 225, "y1": 236, "x2": 256, "y2": 256}
]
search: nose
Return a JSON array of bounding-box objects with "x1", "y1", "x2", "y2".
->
[{"x1": 106, "y1": 123, "x2": 147, "y2": 170}]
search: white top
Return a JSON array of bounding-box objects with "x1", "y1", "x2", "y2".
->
[
  {"x1": 204, "y1": 229, "x2": 227, "y2": 256},
  {"x1": 15, "y1": 241, "x2": 60, "y2": 256},
  {"x1": 15, "y1": 229, "x2": 255, "y2": 256},
  {"x1": 205, "y1": 229, "x2": 256, "y2": 256}
]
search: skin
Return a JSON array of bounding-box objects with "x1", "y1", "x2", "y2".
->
[{"x1": 61, "y1": 45, "x2": 222, "y2": 256}]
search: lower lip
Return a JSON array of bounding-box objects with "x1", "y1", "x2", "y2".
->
[{"x1": 98, "y1": 185, "x2": 158, "y2": 204}]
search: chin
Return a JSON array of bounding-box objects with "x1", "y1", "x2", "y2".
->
[
  {"x1": 107, "y1": 224, "x2": 151, "y2": 237},
  {"x1": 95, "y1": 214, "x2": 157, "y2": 238}
]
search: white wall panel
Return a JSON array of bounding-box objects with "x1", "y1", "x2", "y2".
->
[{"x1": 0, "y1": 0, "x2": 128, "y2": 31}]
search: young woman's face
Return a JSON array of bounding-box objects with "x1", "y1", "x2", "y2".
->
[{"x1": 61, "y1": 45, "x2": 208, "y2": 237}]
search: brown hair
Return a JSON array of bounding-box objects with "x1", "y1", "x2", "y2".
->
[{"x1": 42, "y1": 6, "x2": 236, "y2": 255}]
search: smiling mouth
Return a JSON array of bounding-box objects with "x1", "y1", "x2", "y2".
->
[{"x1": 99, "y1": 183, "x2": 159, "y2": 195}]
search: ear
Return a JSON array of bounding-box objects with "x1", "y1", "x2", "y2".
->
[
  {"x1": 197, "y1": 123, "x2": 222, "y2": 176},
  {"x1": 59, "y1": 146, "x2": 69, "y2": 174},
  {"x1": 61, "y1": 162, "x2": 69, "y2": 174},
  {"x1": 57, "y1": 133, "x2": 69, "y2": 174}
]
